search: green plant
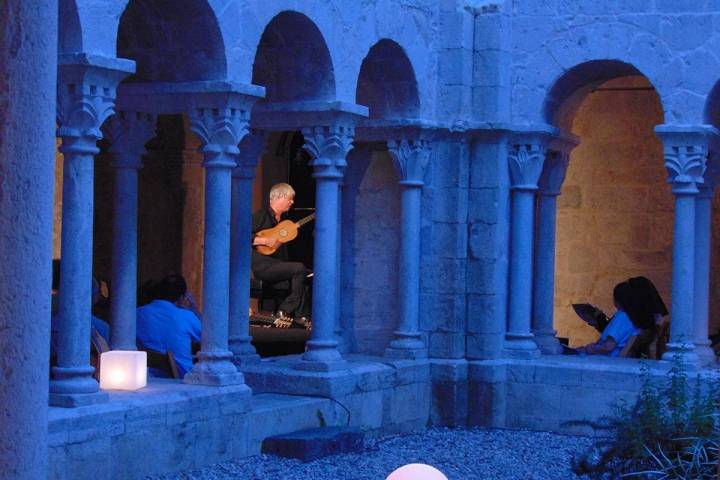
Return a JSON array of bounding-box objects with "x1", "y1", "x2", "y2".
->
[{"x1": 572, "y1": 358, "x2": 720, "y2": 479}]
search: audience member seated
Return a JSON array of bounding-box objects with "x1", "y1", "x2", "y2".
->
[
  {"x1": 136, "y1": 274, "x2": 201, "y2": 378},
  {"x1": 569, "y1": 282, "x2": 643, "y2": 357}
]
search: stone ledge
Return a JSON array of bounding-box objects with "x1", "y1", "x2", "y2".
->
[{"x1": 262, "y1": 427, "x2": 364, "y2": 461}]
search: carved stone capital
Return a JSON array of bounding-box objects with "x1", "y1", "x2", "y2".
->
[
  {"x1": 387, "y1": 138, "x2": 431, "y2": 186},
  {"x1": 508, "y1": 143, "x2": 546, "y2": 190},
  {"x1": 103, "y1": 111, "x2": 156, "y2": 169},
  {"x1": 301, "y1": 125, "x2": 355, "y2": 178},
  {"x1": 189, "y1": 107, "x2": 250, "y2": 169},
  {"x1": 663, "y1": 145, "x2": 706, "y2": 194},
  {"x1": 56, "y1": 56, "x2": 135, "y2": 151},
  {"x1": 233, "y1": 130, "x2": 266, "y2": 179},
  {"x1": 538, "y1": 151, "x2": 570, "y2": 196}
]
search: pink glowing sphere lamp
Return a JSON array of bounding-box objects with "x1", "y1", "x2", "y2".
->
[{"x1": 386, "y1": 463, "x2": 448, "y2": 480}]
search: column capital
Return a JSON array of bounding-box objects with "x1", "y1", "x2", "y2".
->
[
  {"x1": 233, "y1": 130, "x2": 266, "y2": 179},
  {"x1": 387, "y1": 137, "x2": 432, "y2": 185},
  {"x1": 301, "y1": 124, "x2": 355, "y2": 178},
  {"x1": 189, "y1": 106, "x2": 250, "y2": 169},
  {"x1": 508, "y1": 142, "x2": 546, "y2": 190},
  {"x1": 538, "y1": 150, "x2": 570, "y2": 196},
  {"x1": 655, "y1": 124, "x2": 719, "y2": 194},
  {"x1": 103, "y1": 110, "x2": 156, "y2": 169},
  {"x1": 56, "y1": 54, "x2": 135, "y2": 146}
]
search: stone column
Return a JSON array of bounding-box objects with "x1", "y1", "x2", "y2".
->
[
  {"x1": 504, "y1": 141, "x2": 545, "y2": 358},
  {"x1": 103, "y1": 111, "x2": 156, "y2": 350},
  {"x1": 532, "y1": 151, "x2": 569, "y2": 355},
  {"x1": 50, "y1": 56, "x2": 134, "y2": 406},
  {"x1": 656, "y1": 126, "x2": 712, "y2": 363},
  {"x1": 229, "y1": 131, "x2": 265, "y2": 365},
  {"x1": 299, "y1": 125, "x2": 355, "y2": 368},
  {"x1": 184, "y1": 104, "x2": 250, "y2": 385},
  {"x1": 0, "y1": 0, "x2": 56, "y2": 476},
  {"x1": 385, "y1": 138, "x2": 431, "y2": 359},
  {"x1": 693, "y1": 153, "x2": 719, "y2": 365}
]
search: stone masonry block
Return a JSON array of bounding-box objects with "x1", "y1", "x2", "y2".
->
[
  {"x1": 110, "y1": 424, "x2": 194, "y2": 480},
  {"x1": 468, "y1": 188, "x2": 498, "y2": 223},
  {"x1": 429, "y1": 332, "x2": 466, "y2": 359},
  {"x1": 468, "y1": 221, "x2": 495, "y2": 260},
  {"x1": 466, "y1": 294, "x2": 497, "y2": 333},
  {"x1": 466, "y1": 258, "x2": 495, "y2": 294},
  {"x1": 466, "y1": 332, "x2": 505, "y2": 360},
  {"x1": 533, "y1": 365, "x2": 583, "y2": 386},
  {"x1": 440, "y1": 10, "x2": 473, "y2": 49},
  {"x1": 191, "y1": 417, "x2": 234, "y2": 467},
  {"x1": 65, "y1": 438, "x2": 112, "y2": 480},
  {"x1": 432, "y1": 221, "x2": 468, "y2": 259},
  {"x1": 439, "y1": 48, "x2": 473, "y2": 86},
  {"x1": 124, "y1": 402, "x2": 167, "y2": 433},
  {"x1": 431, "y1": 359, "x2": 469, "y2": 382}
]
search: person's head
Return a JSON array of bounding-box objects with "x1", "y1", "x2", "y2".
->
[
  {"x1": 152, "y1": 275, "x2": 188, "y2": 303},
  {"x1": 268, "y1": 183, "x2": 295, "y2": 215},
  {"x1": 613, "y1": 280, "x2": 653, "y2": 329}
]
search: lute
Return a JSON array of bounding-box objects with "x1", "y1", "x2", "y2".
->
[{"x1": 255, "y1": 213, "x2": 315, "y2": 255}]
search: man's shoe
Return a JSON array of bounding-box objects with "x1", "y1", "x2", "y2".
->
[{"x1": 294, "y1": 317, "x2": 312, "y2": 331}]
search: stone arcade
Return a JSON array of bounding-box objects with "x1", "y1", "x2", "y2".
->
[{"x1": 4, "y1": 1, "x2": 720, "y2": 478}]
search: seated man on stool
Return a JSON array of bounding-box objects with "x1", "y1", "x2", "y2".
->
[{"x1": 252, "y1": 183, "x2": 311, "y2": 328}]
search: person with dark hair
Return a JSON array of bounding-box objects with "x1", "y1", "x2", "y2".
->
[
  {"x1": 573, "y1": 282, "x2": 642, "y2": 356},
  {"x1": 136, "y1": 274, "x2": 201, "y2": 377}
]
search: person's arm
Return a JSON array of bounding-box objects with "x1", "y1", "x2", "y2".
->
[
  {"x1": 577, "y1": 336, "x2": 617, "y2": 355},
  {"x1": 251, "y1": 210, "x2": 278, "y2": 248}
]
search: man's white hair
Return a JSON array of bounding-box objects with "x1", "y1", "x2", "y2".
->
[{"x1": 269, "y1": 183, "x2": 295, "y2": 201}]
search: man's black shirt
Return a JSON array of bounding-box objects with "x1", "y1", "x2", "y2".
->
[{"x1": 251, "y1": 207, "x2": 288, "y2": 272}]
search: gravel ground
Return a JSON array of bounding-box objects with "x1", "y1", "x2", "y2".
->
[{"x1": 146, "y1": 427, "x2": 597, "y2": 480}]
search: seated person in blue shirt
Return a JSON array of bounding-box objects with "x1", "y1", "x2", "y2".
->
[
  {"x1": 136, "y1": 275, "x2": 201, "y2": 377},
  {"x1": 574, "y1": 282, "x2": 643, "y2": 357}
]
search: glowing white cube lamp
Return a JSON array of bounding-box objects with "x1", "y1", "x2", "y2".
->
[
  {"x1": 386, "y1": 464, "x2": 448, "y2": 480},
  {"x1": 99, "y1": 351, "x2": 147, "y2": 391}
]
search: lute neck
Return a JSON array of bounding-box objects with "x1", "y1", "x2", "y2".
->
[{"x1": 296, "y1": 213, "x2": 316, "y2": 227}]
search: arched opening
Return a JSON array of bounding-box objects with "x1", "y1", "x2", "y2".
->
[
  {"x1": 247, "y1": 12, "x2": 338, "y2": 354},
  {"x1": 59, "y1": 0, "x2": 82, "y2": 53},
  {"x1": 117, "y1": 0, "x2": 226, "y2": 82},
  {"x1": 339, "y1": 39, "x2": 419, "y2": 353},
  {"x1": 356, "y1": 39, "x2": 420, "y2": 119},
  {"x1": 546, "y1": 61, "x2": 671, "y2": 349},
  {"x1": 252, "y1": 11, "x2": 335, "y2": 103}
]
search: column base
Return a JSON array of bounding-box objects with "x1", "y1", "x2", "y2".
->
[
  {"x1": 694, "y1": 341, "x2": 717, "y2": 366},
  {"x1": 533, "y1": 332, "x2": 563, "y2": 355},
  {"x1": 298, "y1": 339, "x2": 346, "y2": 371},
  {"x1": 49, "y1": 365, "x2": 104, "y2": 404},
  {"x1": 184, "y1": 350, "x2": 246, "y2": 386},
  {"x1": 503, "y1": 333, "x2": 541, "y2": 359},
  {"x1": 661, "y1": 343, "x2": 700, "y2": 365},
  {"x1": 229, "y1": 335, "x2": 261, "y2": 365},
  {"x1": 384, "y1": 347, "x2": 427, "y2": 360}
]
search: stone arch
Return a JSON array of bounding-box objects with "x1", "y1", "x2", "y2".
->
[
  {"x1": 117, "y1": 0, "x2": 226, "y2": 82},
  {"x1": 252, "y1": 11, "x2": 335, "y2": 103},
  {"x1": 544, "y1": 62, "x2": 671, "y2": 348},
  {"x1": 543, "y1": 60, "x2": 662, "y2": 130},
  {"x1": 356, "y1": 39, "x2": 420, "y2": 120},
  {"x1": 59, "y1": 0, "x2": 83, "y2": 53},
  {"x1": 512, "y1": 22, "x2": 702, "y2": 124}
]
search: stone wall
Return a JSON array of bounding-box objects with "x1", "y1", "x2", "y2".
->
[{"x1": 554, "y1": 76, "x2": 671, "y2": 347}]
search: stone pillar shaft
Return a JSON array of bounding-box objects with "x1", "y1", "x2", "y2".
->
[
  {"x1": 104, "y1": 111, "x2": 155, "y2": 350},
  {"x1": 0, "y1": 1, "x2": 56, "y2": 476},
  {"x1": 385, "y1": 137, "x2": 430, "y2": 358},
  {"x1": 184, "y1": 104, "x2": 252, "y2": 385},
  {"x1": 655, "y1": 127, "x2": 713, "y2": 364},
  {"x1": 229, "y1": 133, "x2": 264, "y2": 364},
  {"x1": 532, "y1": 151, "x2": 569, "y2": 355},
  {"x1": 50, "y1": 56, "x2": 134, "y2": 406},
  {"x1": 533, "y1": 193, "x2": 561, "y2": 350},
  {"x1": 693, "y1": 187, "x2": 715, "y2": 364},
  {"x1": 505, "y1": 141, "x2": 545, "y2": 358},
  {"x1": 299, "y1": 125, "x2": 355, "y2": 368}
]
